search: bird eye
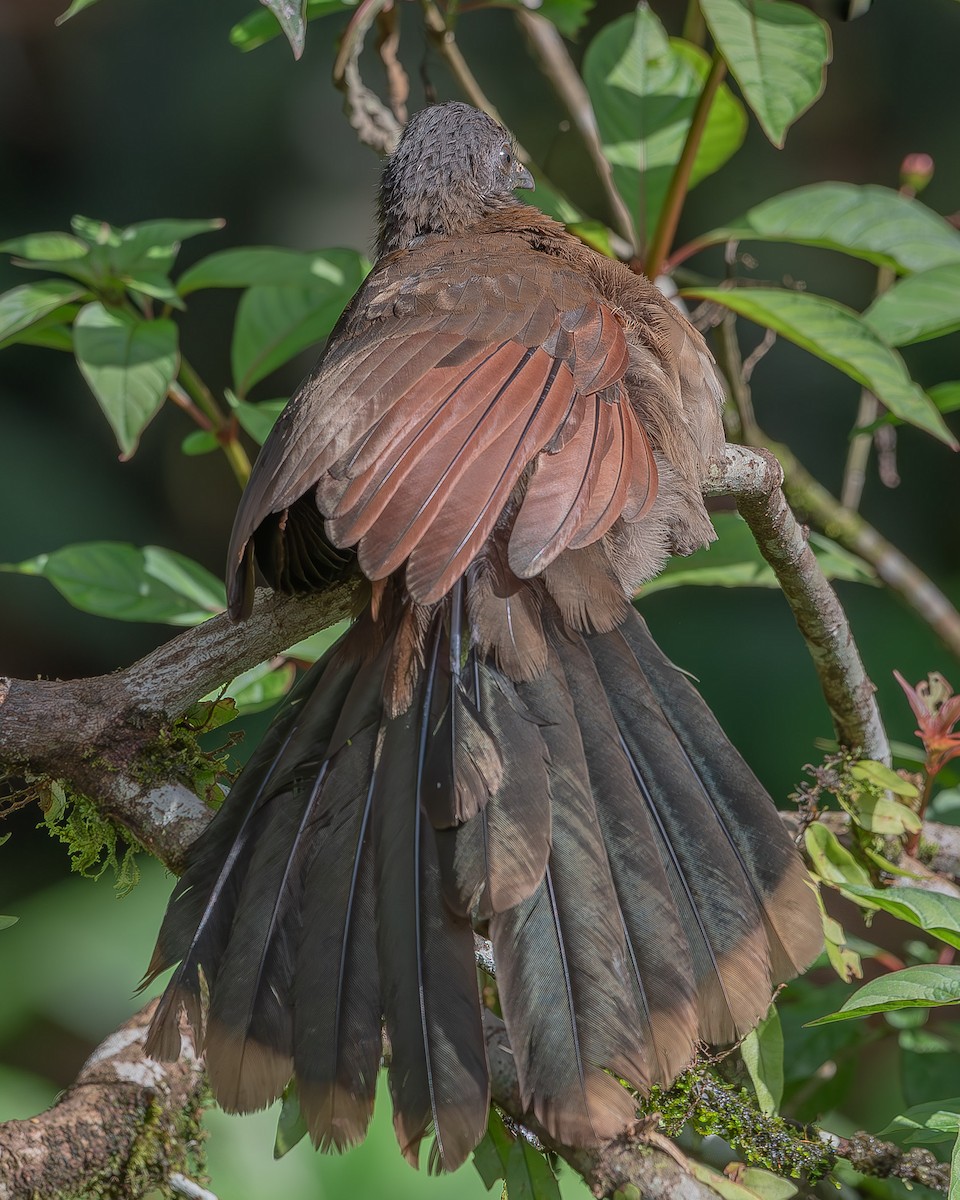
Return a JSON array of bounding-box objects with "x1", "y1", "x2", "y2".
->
[{"x1": 499, "y1": 145, "x2": 513, "y2": 171}]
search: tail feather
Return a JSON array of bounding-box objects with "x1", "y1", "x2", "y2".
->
[
  {"x1": 585, "y1": 623, "x2": 774, "y2": 1044},
  {"x1": 554, "y1": 629, "x2": 700, "y2": 1083},
  {"x1": 294, "y1": 719, "x2": 381, "y2": 1152},
  {"x1": 618, "y1": 613, "x2": 822, "y2": 980},
  {"x1": 438, "y1": 648, "x2": 552, "y2": 918},
  {"x1": 144, "y1": 640, "x2": 364, "y2": 1063},
  {"x1": 493, "y1": 654, "x2": 649, "y2": 1147},
  {"x1": 375, "y1": 624, "x2": 490, "y2": 1171},
  {"x1": 146, "y1": 590, "x2": 819, "y2": 1168}
]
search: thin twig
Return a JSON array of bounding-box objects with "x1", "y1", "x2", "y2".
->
[
  {"x1": 645, "y1": 52, "x2": 727, "y2": 278},
  {"x1": 514, "y1": 10, "x2": 637, "y2": 250},
  {"x1": 333, "y1": 0, "x2": 403, "y2": 155}
]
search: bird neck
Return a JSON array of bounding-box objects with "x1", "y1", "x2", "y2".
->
[{"x1": 376, "y1": 175, "x2": 523, "y2": 257}]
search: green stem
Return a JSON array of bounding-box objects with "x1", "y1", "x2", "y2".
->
[
  {"x1": 644, "y1": 51, "x2": 726, "y2": 280},
  {"x1": 682, "y1": 0, "x2": 707, "y2": 47},
  {"x1": 177, "y1": 357, "x2": 251, "y2": 487}
]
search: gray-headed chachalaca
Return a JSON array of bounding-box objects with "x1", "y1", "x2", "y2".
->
[{"x1": 144, "y1": 102, "x2": 822, "y2": 1170}]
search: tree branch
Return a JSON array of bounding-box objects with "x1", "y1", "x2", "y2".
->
[
  {"x1": 0, "y1": 1000, "x2": 208, "y2": 1200},
  {"x1": 0, "y1": 583, "x2": 356, "y2": 872},
  {"x1": 706, "y1": 444, "x2": 889, "y2": 763}
]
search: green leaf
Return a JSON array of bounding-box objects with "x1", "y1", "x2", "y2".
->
[
  {"x1": 260, "y1": 0, "x2": 308, "y2": 58},
  {"x1": 804, "y1": 822, "x2": 871, "y2": 887},
  {"x1": 807, "y1": 965, "x2": 960, "y2": 1025},
  {"x1": 73, "y1": 303, "x2": 179, "y2": 458},
  {"x1": 880, "y1": 1099, "x2": 960, "y2": 1146},
  {"x1": 682, "y1": 286, "x2": 957, "y2": 446},
  {"x1": 274, "y1": 1082, "x2": 308, "y2": 1158},
  {"x1": 230, "y1": 0, "x2": 356, "y2": 52},
  {"x1": 0, "y1": 305, "x2": 78, "y2": 353},
  {"x1": 55, "y1": 0, "x2": 102, "y2": 23},
  {"x1": 0, "y1": 280, "x2": 85, "y2": 343},
  {"x1": 864, "y1": 264, "x2": 960, "y2": 346},
  {"x1": 849, "y1": 760, "x2": 919, "y2": 797},
  {"x1": 285, "y1": 619, "x2": 351, "y2": 663},
  {"x1": 1, "y1": 543, "x2": 225, "y2": 625},
  {"x1": 690, "y1": 1163, "x2": 797, "y2": 1200},
  {"x1": 848, "y1": 795, "x2": 921, "y2": 836},
  {"x1": 0, "y1": 917, "x2": 18, "y2": 931},
  {"x1": 505, "y1": 1136, "x2": 561, "y2": 1200},
  {"x1": 692, "y1": 184, "x2": 960, "y2": 274},
  {"x1": 583, "y1": 8, "x2": 746, "y2": 246},
  {"x1": 225, "y1": 390, "x2": 287, "y2": 445},
  {"x1": 700, "y1": 0, "x2": 831, "y2": 147},
  {"x1": 496, "y1": 0, "x2": 596, "y2": 37},
  {"x1": 643, "y1": 512, "x2": 874, "y2": 593},
  {"x1": 231, "y1": 250, "x2": 367, "y2": 395},
  {"x1": 67, "y1": 215, "x2": 223, "y2": 285},
  {"x1": 178, "y1": 246, "x2": 367, "y2": 294},
  {"x1": 181, "y1": 430, "x2": 220, "y2": 456},
  {"x1": 929, "y1": 383, "x2": 960, "y2": 416},
  {"x1": 473, "y1": 1109, "x2": 514, "y2": 1189},
  {"x1": 217, "y1": 661, "x2": 297, "y2": 715},
  {"x1": 741, "y1": 1005, "x2": 783, "y2": 1115},
  {"x1": 840, "y1": 886, "x2": 960, "y2": 951},
  {"x1": 0, "y1": 231, "x2": 89, "y2": 262}
]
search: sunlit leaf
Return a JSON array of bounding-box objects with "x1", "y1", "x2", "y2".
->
[
  {"x1": 807, "y1": 965, "x2": 960, "y2": 1025},
  {"x1": 849, "y1": 759, "x2": 919, "y2": 797},
  {"x1": 217, "y1": 660, "x2": 297, "y2": 715},
  {"x1": 690, "y1": 1162, "x2": 796, "y2": 1200},
  {"x1": 741, "y1": 1005, "x2": 783, "y2": 1115},
  {"x1": 231, "y1": 250, "x2": 367, "y2": 395},
  {"x1": 643, "y1": 512, "x2": 875, "y2": 593},
  {"x1": 230, "y1": 0, "x2": 356, "y2": 52},
  {"x1": 0, "y1": 917, "x2": 18, "y2": 931},
  {"x1": 864, "y1": 264, "x2": 960, "y2": 346},
  {"x1": 285, "y1": 619, "x2": 351, "y2": 662},
  {"x1": 683, "y1": 286, "x2": 956, "y2": 445},
  {"x1": 73, "y1": 303, "x2": 179, "y2": 458},
  {"x1": 700, "y1": 0, "x2": 831, "y2": 147},
  {"x1": 881, "y1": 1099, "x2": 960, "y2": 1146},
  {"x1": 1, "y1": 543, "x2": 225, "y2": 625},
  {"x1": 840, "y1": 886, "x2": 960, "y2": 951},
  {"x1": 0, "y1": 232, "x2": 89, "y2": 262},
  {"x1": 0, "y1": 280, "x2": 85, "y2": 344},
  {"x1": 179, "y1": 246, "x2": 368, "y2": 294},
  {"x1": 848, "y1": 795, "x2": 921, "y2": 836},
  {"x1": 804, "y1": 822, "x2": 871, "y2": 887},
  {"x1": 584, "y1": 7, "x2": 746, "y2": 247},
  {"x1": 0, "y1": 305, "x2": 78, "y2": 353},
  {"x1": 689, "y1": 184, "x2": 960, "y2": 273}
]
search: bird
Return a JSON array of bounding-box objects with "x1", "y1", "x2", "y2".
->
[{"x1": 143, "y1": 101, "x2": 822, "y2": 1172}]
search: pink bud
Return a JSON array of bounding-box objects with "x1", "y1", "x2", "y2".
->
[{"x1": 900, "y1": 153, "x2": 935, "y2": 194}]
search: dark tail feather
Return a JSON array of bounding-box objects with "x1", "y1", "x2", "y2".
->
[
  {"x1": 492, "y1": 653, "x2": 649, "y2": 1147},
  {"x1": 144, "y1": 638, "x2": 365, "y2": 1063},
  {"x1": 553, "y1": 630, "x2": 700, "y2": 1083},
  {"x1": 617, "y1": 612, "x2": 823, "y2": 980},
  {"x1": 375, "y1": 623, "x2": 490, "y2": 1171},
  {"x1": 583, "y1": 611, "x2": 819, "y2": 1044},
  {"x1": 437, "y1": 647, "x2": 552, "y2": 918},
  {"x1": 293, "y1": 717, "x2": 382, "y2": 1152}
]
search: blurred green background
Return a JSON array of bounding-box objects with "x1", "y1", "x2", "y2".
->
[{"x1": 0, "y1": 0, "x2": 958, "y2": 1195}]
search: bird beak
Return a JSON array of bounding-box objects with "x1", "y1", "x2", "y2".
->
[{"x1": 513, "y1": 162, "x2": 535, "y2": 192}]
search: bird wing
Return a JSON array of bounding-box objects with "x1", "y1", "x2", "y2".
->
[{"x1": 226, "y1": 238, "x2": 657, "y2": 615}]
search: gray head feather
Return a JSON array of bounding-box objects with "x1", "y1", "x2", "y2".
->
[{"x1": 377, "y1": 102, "x2": 534, "y2": 257}]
